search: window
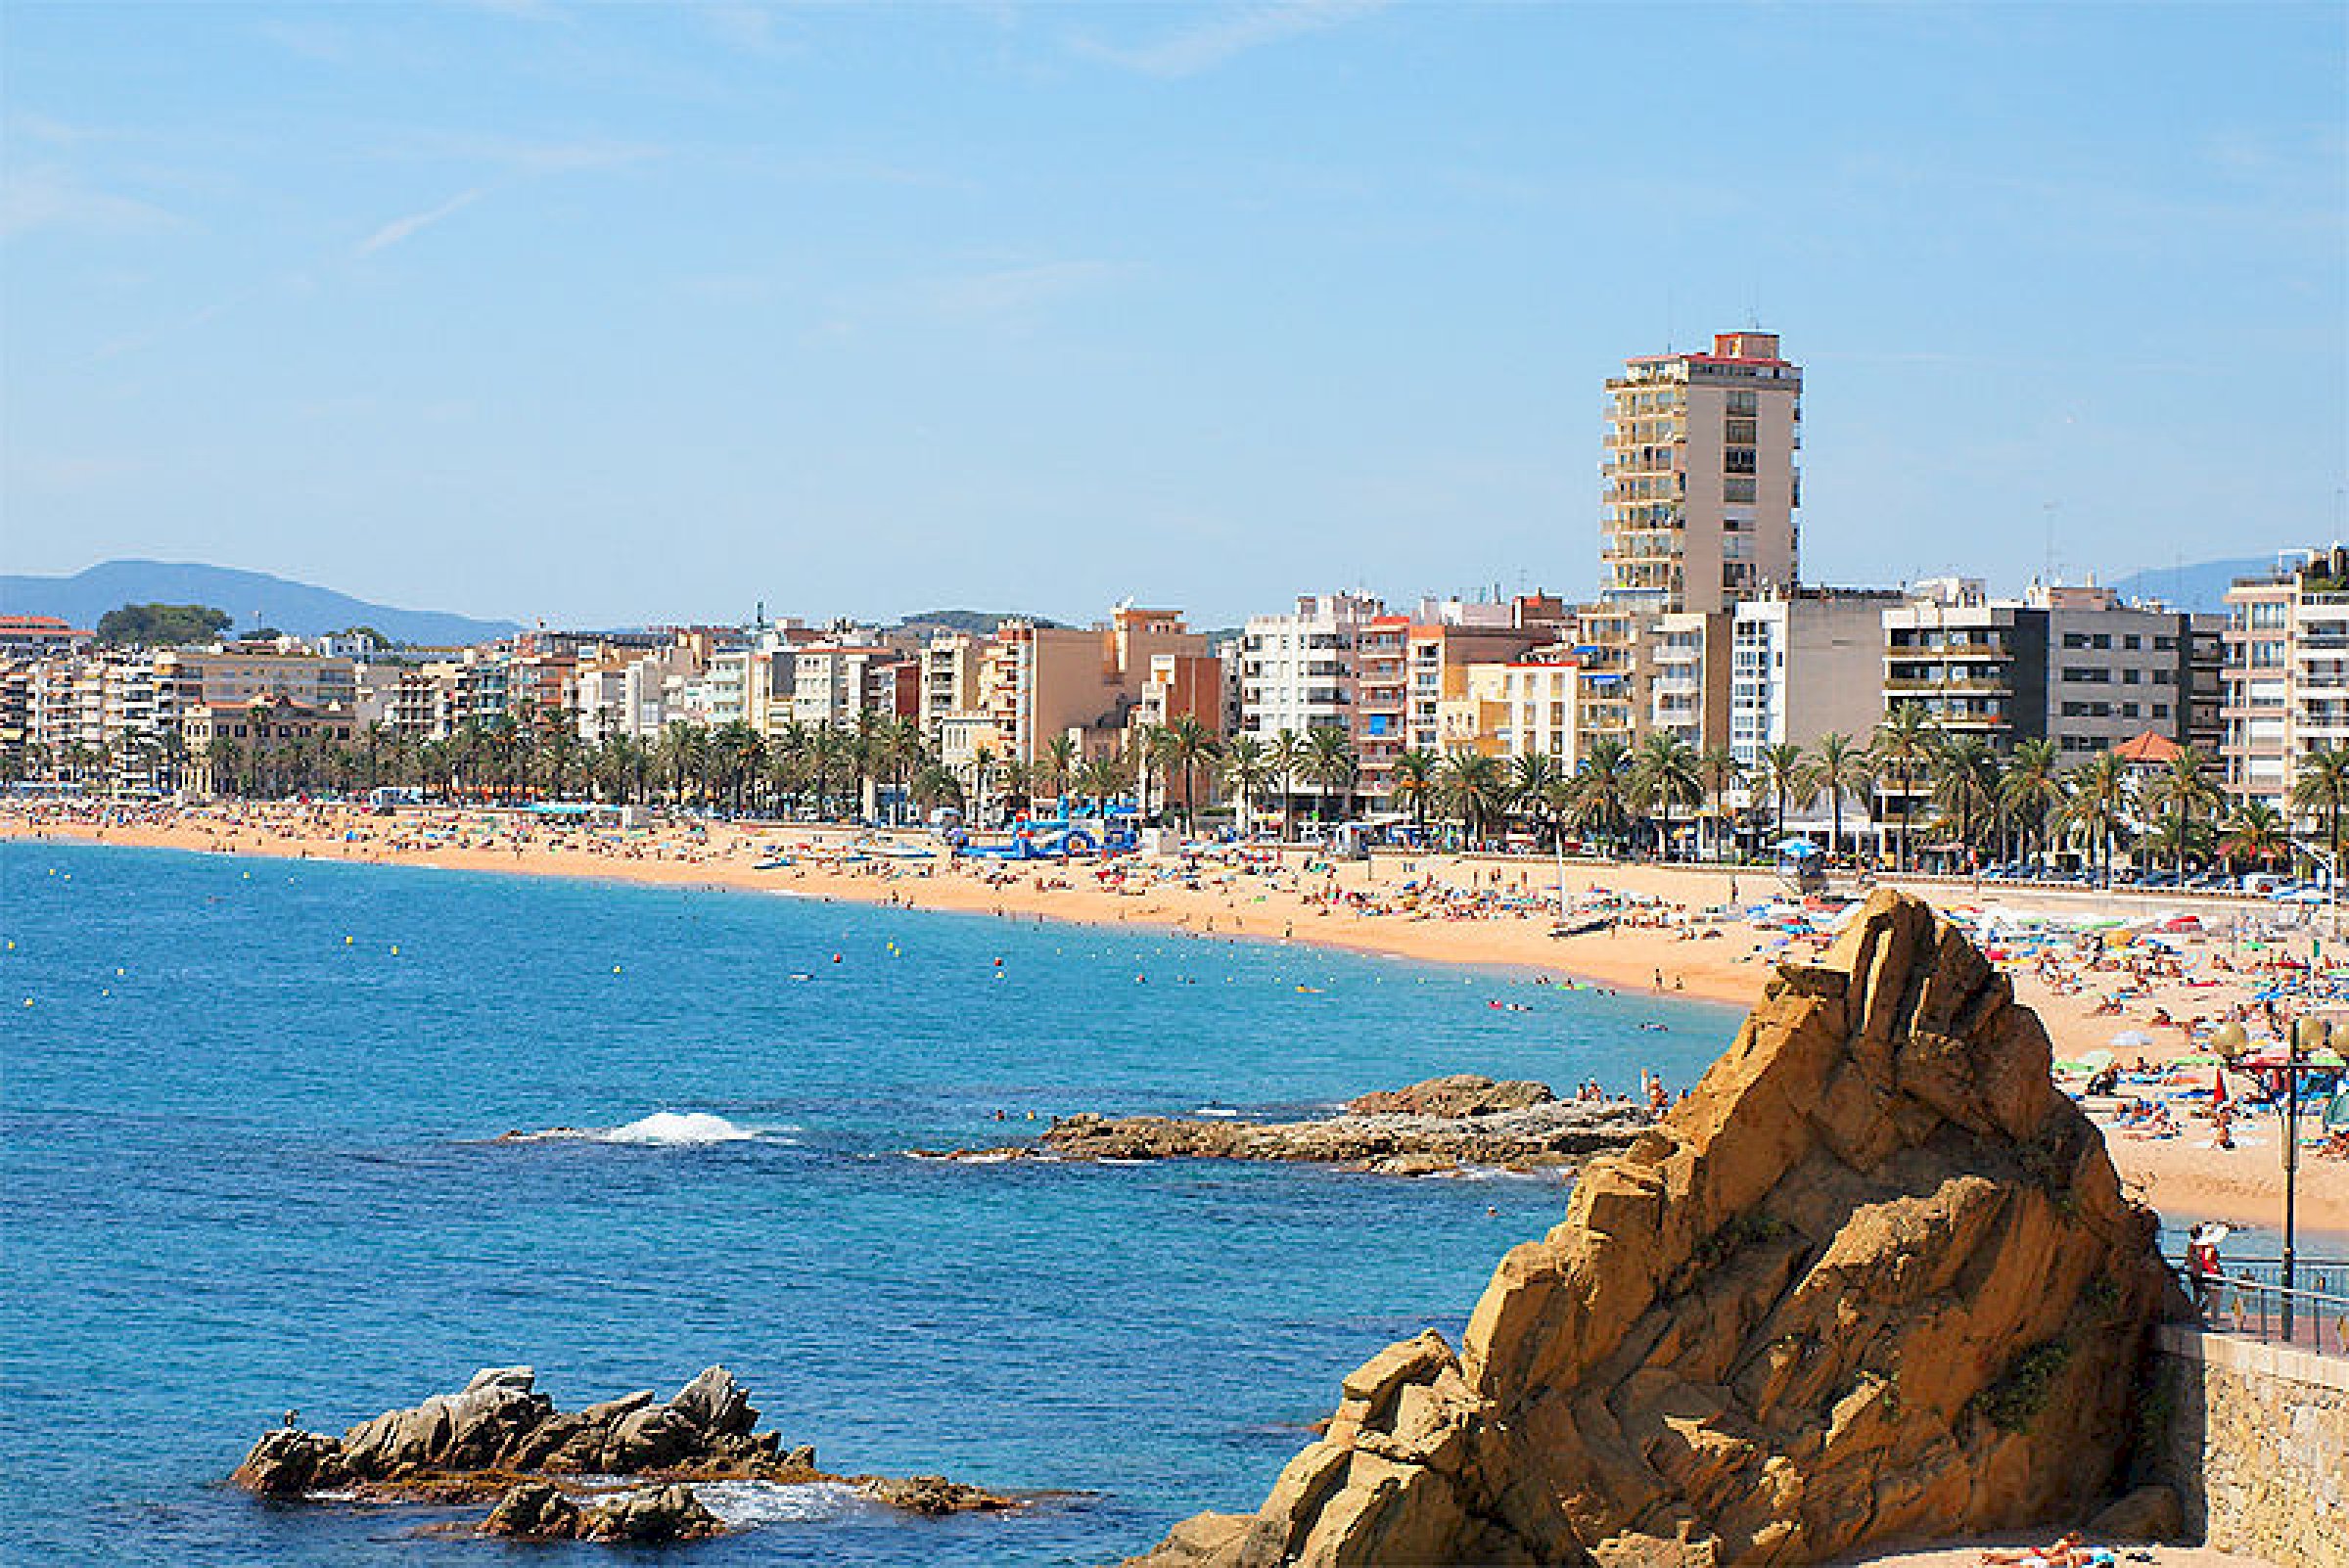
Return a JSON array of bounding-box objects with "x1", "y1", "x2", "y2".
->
[
  {"x1": 1724, "y1": 447, "x2": 1758, "y2": 475},
  {"x1": 1724, "y1": 478, "x2": 1757, "y2": 502},
  {"x1": 2122, "y1": 634, "x2": 2141, "y2": 650},
  {"x1": 1726, "y1": 391, "x2": 1758, "y2": 415},
  {"x1": 1725, "y1": 418, "x2": 1758, "y2": 444}
]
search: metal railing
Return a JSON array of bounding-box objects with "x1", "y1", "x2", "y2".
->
[{"x1": 2171, "y1": 1253, "x2": 2349, "y2": 1358}]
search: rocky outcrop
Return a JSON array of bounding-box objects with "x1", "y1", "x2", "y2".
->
[
  {"x1": 233, "y1": 1366, "x2": 783, "y2": 1497},
  {"x1": 922, "y1": 1077, "x2": 1648, "y2": 1176},
  {"x1": 232, "y1": 1364, "x2": 1017, "y2": 1539},
  {"x1": 482, "y1": 1480, "x2": 724, "y2": 1542},
  {"x1": 1133, "y1": 892, "x2": 2187, "y2": 1567},
  {"x1": 1346, "y1": 1076, "x2": 1556, "y2": 1118},
  {"x1": 862, "y1": 1474, "x2": 1024, "y2": 1516}
]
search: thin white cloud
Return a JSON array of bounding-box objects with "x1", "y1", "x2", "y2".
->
[
  {"x1": 394, "y1": 130, "x2": 661, "y2": 176},
  {"x1": 926, "y1": 258, "x2": 1126, "y2": 320},
  {"x1": 352, "y1": 188, "x2": 485, "y2": 258},
  {"x1": 1074, "y1": 0, "x2": 1385, "y2": 78},
  {"x1": 0, "y1": 165, "x2": 175, "y2": 239}
]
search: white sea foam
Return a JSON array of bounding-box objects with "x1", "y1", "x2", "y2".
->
[
  {"x1": 599, "y1": 1111, "x2": 760, "y2": 1146},
  {"x1": 694, "y1": 1479, "x2": 871, "y2": 1527}
]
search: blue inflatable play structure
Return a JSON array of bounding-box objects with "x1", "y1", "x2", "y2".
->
[{"x1": 961, "y1": 807, "x2": 1141, "y2": 860}]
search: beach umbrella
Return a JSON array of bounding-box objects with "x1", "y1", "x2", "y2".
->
[
  {"x1": 2211, "y1": 1022, "x2": 2250, "y2": 1062},
  {"x1": 2211, "y1": 1065, "x2": 2229, "y2": 1109}
]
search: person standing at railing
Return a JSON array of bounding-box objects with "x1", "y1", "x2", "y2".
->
[{"x1": 2188, "y1": 1222, "x2": 2229, "y2": 1319}]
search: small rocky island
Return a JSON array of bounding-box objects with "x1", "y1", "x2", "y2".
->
[
  {"x1": 232, "y1": 1364, "x2": 1013, "y2": 1544},
  {"x1": 918, "y1": 1075, "x2": 1654, "y2": 1176}
]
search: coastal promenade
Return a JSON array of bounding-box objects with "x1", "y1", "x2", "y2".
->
[{"x1": 8, "y1": 798, "x2": 2343, "y2": 1236}]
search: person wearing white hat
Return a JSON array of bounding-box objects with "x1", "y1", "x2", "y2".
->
[{"x1": 2187, "y1": 1222, "x2": 2230, "y2": 1317}]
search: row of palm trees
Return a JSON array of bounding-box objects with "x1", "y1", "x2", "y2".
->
[{"x1": 23, "y1": 693, "x2": 2346, "y2": 880}]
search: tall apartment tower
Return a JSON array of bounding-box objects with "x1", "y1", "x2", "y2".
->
[
  {"x1": 1595, "y1": 331, "x2": 1800, "y2": 746},
  {"x1": 1599, "y1": 329, "x2": 1803, "y2": 617}
]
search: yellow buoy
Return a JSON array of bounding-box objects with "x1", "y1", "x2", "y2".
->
[
  {"x1": 390, "y1": 945, "x2": 400, "y2": 956},
  {"x1": 613, "y1": 965, "x2": 622, "y2": 974}
]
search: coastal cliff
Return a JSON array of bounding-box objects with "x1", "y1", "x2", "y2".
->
[{"x1": 1133, "y1": 890, "x2": 2187, "y2": 1567}]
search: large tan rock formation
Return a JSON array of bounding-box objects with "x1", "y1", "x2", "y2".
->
[{"x1": 1135, "y1": 891, "x2": 2185, "y2": 1567}]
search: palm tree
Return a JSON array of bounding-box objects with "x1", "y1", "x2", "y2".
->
[
  {"x1": 205, "y1": 735, "x2": 241, "y2": 799},
  {"x1": 1442, "y1": 751, "x2": 1508, "y2": 846},
  {"x1": 2291, "y1": 747, "x2": 2349, "y2": 860},
  {"x1": 1221, "y1": 734, "x2": 1270, "y2": 836},
  {"x1": 1304, "y1": 725, "x2": 1356, "y2": 828},
  {"x1": 1806, "y1": 732, "x2": 1868, "y2": 862},
  {"x1": 2058, "y1": 751, "x2": 2133, "y2": 887},
  {"x1": 1999, "y1": 738, "x2": 2065, "y2": 872},
  {"x1": 848, "y1": 710, "x2": 885, "y2": 820},
  {"x1": 2219, "y1": 800, "x2": 2289, "y2": 873},
  {"x1": 1128, "y1": 723, "x2": 1170, "y2": 823},
  {"x1": 1162, "y1": 714, "x2": 1221, "y2": 834},
  {"x1": 1508, "y1": 752, "x2": 1560, "y2": 843},
  {"x1": 964, "y1": 744, "x2": 997, "y2": 827},
  {"x1": 2144, "y1": 745, "x2": 2224, "y2": 880},
  {"x1": 1758, "y1": 741, "x2": 1809, "y2": 849},
  {"x1": 1392, "y1": 748, "x2": 1441, "y2": 840},
  {"x1": 1930, "y1": 733, "x2": 2001, "y2": 864},
  {"x1": 1267, "y1": 729, "x2": 1305, "y2": 839},
  {"x1": 2142, "y1": 812, "x2": 2214, "y2": 875},
  {"x1": 1698, "y1": 746, "x2": 1744, "y2": 862},
  {"x1": 1571, "y1": 737, "x2": 1634, "y2": 856},
  {"x1": 1632, "y1": 733, "x2": 1701, "y2": 861},
  {"x1": 997, "y1": 758, "x2": 1036, "y2": 817},
  {"x1": 1075, "y1": 755, "x2": 1128, "y2": 817},
  {"x1": 910, "y1": 761, "x2": 963, "y2": 815},
  {"x1": 1040, "y1": 732, "x2": 1079, "y2": 810},
  {"x1": 1869, "y1": 702, "x2": 1940, "y2": 870}
]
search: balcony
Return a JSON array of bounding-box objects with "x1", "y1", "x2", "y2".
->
[{"x1": 1884, "y1": 677, "x2": 2011, "y2": 695}]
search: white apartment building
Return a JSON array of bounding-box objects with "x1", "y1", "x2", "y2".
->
[
  {"x1": 2222, "y1": 546, "x2": 2349, "y2": 809},
  {"x1": 1239, "y1": 592, "x2": 1385, "y2": 740},
  {"x1": 789, "y1": 644, "x2": 904, "y2": 729},
  {"x1": 1728, "y1": 588, "x2": 1903, "y2": 768}
]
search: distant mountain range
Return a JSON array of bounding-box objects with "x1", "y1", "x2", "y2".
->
[
  {"x1": 0, "y1": 560, "x2": 521, "y2": 646},
  {"x1": 2107, "y1": 554, "x2": 2283, "y2": 614}
]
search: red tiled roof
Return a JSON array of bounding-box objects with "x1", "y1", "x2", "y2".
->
[{"x1": 2111, "y1": 731, "x2": 2183, "y2": 763}]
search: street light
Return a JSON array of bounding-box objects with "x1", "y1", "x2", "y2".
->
[{"x1": 2280, "y1": 1015, "x2": 2327, "y2": 1341}]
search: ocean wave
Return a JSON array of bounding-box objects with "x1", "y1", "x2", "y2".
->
[
  {"x1": 498, "y1": 1111, "x2": 774, "y2": 1147},
  {"x1": 694, "y1": 1479, "x2": 871, "y2": 1527},
  {"x1": 602, "y1": 1111, "x2": 760, "y2": 1146}
]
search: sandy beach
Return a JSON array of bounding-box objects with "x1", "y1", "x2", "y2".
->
[{"x1": 9, "y1": 799, "x2": 2344, "y2": 1235}]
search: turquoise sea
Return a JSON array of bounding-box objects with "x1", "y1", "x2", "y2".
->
[{"x1": 1, "y1": 841, "x2": 1733, "y2": 1565}]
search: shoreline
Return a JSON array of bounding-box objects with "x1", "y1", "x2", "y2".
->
[{"x1": 9, "y1": 803, "x2": 2344, "y2": 1234}]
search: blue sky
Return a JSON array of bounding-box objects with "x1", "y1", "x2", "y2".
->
[{"x1": 4, "y1": 2, "x2": 2343, "y2": 628}]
